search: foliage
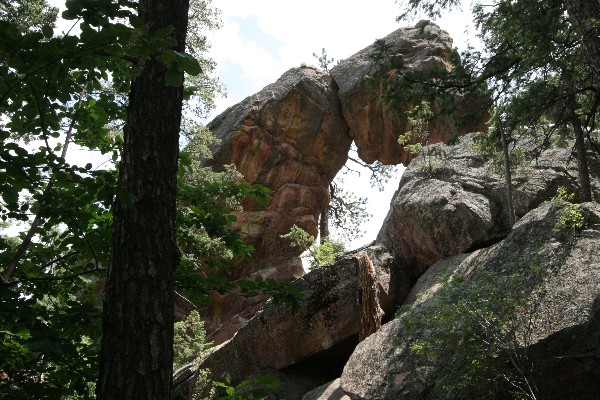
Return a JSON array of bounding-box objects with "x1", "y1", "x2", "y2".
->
[
  {"x1": 214, "y1": 375, "x2": 278, "y2": 400},
  {"x1": 307, "y1": 237, "x2": 346, "y2": 270},
  {"x1": 365, "y1": 27, "x2": 489, "y2": 140},
  {"x1": 470, "y1": 124, "x2": 525, "y2": 176},
  {"x1": 325, "y1": 180, "x2": 372, "y2": 243},
  {"x1": 392, "y1": 0, "x2": 599, "y2": 200},
  {"x1": 322, "y1": 143, "x2": 396, "y2": 244},
  {"x1": 173, "y1": 310, "x2": 216, "y2": 400},
  {"x1": 552, "y1": 186, "x2": 585, "y2": 233},
  {"x1": 174, "y1": 311, "x2": 212, "y2": 371},
  {"x1": 0, "y1": 0, "x2": 58, "y2": 32},
  {"x1": 397, "y1": 101, "x2": 442, "y2": 174},
  {"x1": 177, "y1": 129, "x2": 303, "y2": 308},
  {"x1": 0, "y1": 0, "x2": 300, "y2": 398},
  {"x1": 280, "y1": 225, "x2": 345, "y2": 270},
  {"x1": 280, "y1": 224, "x2": 315, "y2": 251},
  {"x1": 183, "y1": 0, "x2": 224, "y2": 120}
]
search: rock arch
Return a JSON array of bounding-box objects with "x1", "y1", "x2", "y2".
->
[{"x1": 200, "y1": 21, "x2": 486, "y2": 342}]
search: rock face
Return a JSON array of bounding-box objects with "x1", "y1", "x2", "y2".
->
[
  {"x1": 303, "y1": 379, "x2": 350, "y2": 400},
  {"x1": 341, "y1": 202, "x2": 600, "y2": 399},
  {"x1": 378, "y1": 132, "x2": 600, "y2": 280},
  {"x1": 199, "y1": 245, "x2": 396, "y2": 384},
  {"x1": 192, "y1": 18, "x2": 600, "y2": 399},
  {"x1": 186, "y1": 127, "x2": 600, "y2": 399},
  {"x1": 207, "y1": 66, "x2": 352, "y2": 276},
  {"x1": 331, "y1": 21, "x2": 455, "y2": 165}
]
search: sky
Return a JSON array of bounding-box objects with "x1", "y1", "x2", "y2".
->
[{"x1": 45, "y1": 0, "x2": 478, "y2": 250}]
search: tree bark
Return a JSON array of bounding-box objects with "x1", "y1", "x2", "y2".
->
[
  {"x1": 96, "y1": 1, "x2": 189, "y2": 399},
  {"x1": 499, "y1": 124, "x2": 516, "y2": 227},
  {"x1": 319, "y1": 183, "x2": 334, "y2": 244},
  {"x1": 563, "y1": 68, "x2": 593, "y2": 202},
  {"x1": 571, "y1": 113, "x2": 593, "y2": 202},
  {"x1": 319, "y1": 209, "x2": 330, "y2": 244},
  {"x1": 356, "y1": 252, "x2": 382, "y2": 342}
]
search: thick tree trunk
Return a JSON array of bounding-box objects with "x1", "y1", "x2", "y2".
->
[
  {"x1": 96, "y1": 1, "x2": 189, "y2": 399},
  {"x1": 565, "y1": 0, "x2": 600, "y2": 80}
]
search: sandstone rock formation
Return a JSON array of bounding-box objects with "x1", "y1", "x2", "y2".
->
[
  {"x1": 341, "y1": 201, "x2": 600, "y2": 399},
  {"x1": 206, "y1": 21, "x2": 466, "y2": 279},
  {"x1": 187, "y1": 130, "x2": 600, "y2": 399},
  {"x1": 202, "y1": 21, "x2": 478, "y2": 342},
  {"x1": 331, "y1": 20, "x2": 455, "y2": 165},
  {"x1": 207, "y1": 66, "x2": 351, "y2": 276}
]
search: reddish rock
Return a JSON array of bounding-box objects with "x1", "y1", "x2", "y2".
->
[
  {"x1": 199, "y1": 245, "x2": 396, "y2": 383},
  {"x1": 208, "y1": 66, "x2": 352, "y2": 274},
  {"x1": 331, "y1": 20, "x2": 486, "y2": 165},
  {"x1": 200, "y1": 22, "x2": 489, "y2": 343}
]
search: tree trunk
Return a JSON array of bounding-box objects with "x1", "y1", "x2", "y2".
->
[
  {"x1": 96, "y1": 1, "x2": 189, "y2": 399},
  {"x1": 319, "y1": 208, "x2": 330, "y2": 245},
  {"x1": 356, "y1": 252, "x2": 382, "y2": 342},
  {"x1": 319, "y1": 182, "x2": 335, "y2": 244},
  {"x1": 500, "y1": 125, "x2": 516, "y2": 227},
  {"x1": 571, "y1": 113, "x2": 593, "y2": 202},
  {"x1": 563, "y1": 68, "x2": 593, "y2": 202},
  {"x1": 564, "y1": 0, "x2": 600, "y2": 80}
]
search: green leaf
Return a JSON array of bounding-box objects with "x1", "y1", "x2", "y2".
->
[
  {"x1": 165, "y1": 67, "x2": 183, "y2": 87},
  {"x1": 3, "y1": 187, "x2": 19, "y2": 206},
  {"x1": 42, "y1": 25, "x2": 53, "y2": 38}
]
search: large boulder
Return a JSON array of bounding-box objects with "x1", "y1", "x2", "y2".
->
[
  {"x1": 199, "y1": 244, "x2": 396, "y2": 384},
  {"x1": 377, "y1": 132, "x2": 600, "y2": 280},
  {"x1": 330, "y1": 20, "x2": 485, "y2": 165},
  {"x1": 203, "y1": 66, "x2": 351, "y2": 341},
  {"x1": 342, "y1": 201, "x2": 600, "y2": 399},
  {"x1": 207, "y1": 66, "x2": 352, "y2": 276}
]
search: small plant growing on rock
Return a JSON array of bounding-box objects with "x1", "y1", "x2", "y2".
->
[
  {"x1": 398, "y1": 101, "x2": 440, "y2": 175},
  {"x1": 280, "y1": 225, "x2": 345, "y2": 270},
  {"x1": 552, "y1": 186, "x2": 585, "y2": 233},
  {"x1": 173, "y1": 310, "x2": 216, "y2": 400},
  {"x1": 312, "y1": 47, "x2": 335, "y2": 72}
]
